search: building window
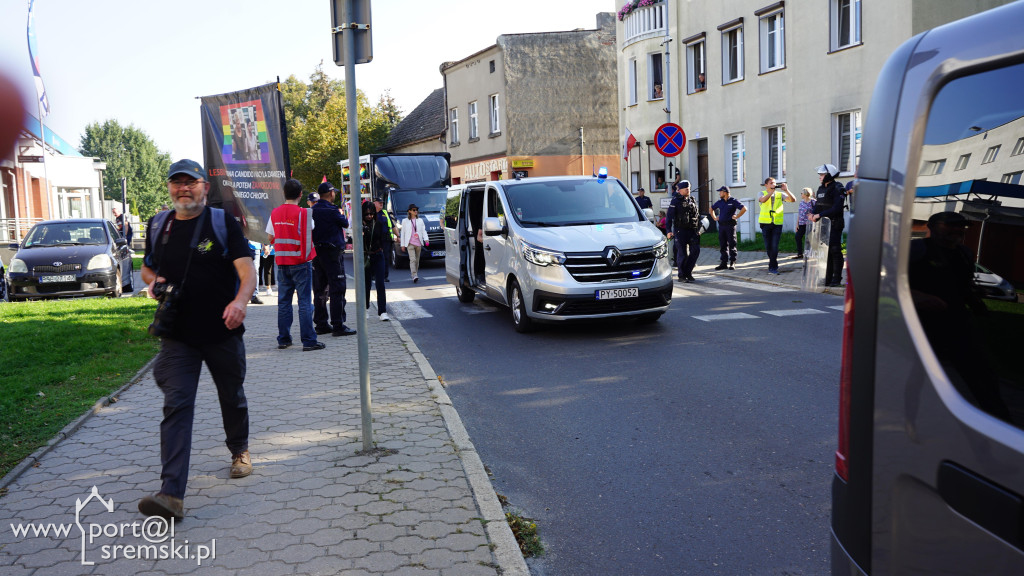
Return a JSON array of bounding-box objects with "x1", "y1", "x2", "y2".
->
[
  {"x1": 831, "y1": 0, "x2": 862, "y2": 51},
  {"x1": 764, "y1": 126, "x2": 786, "y2": 181},
  {"x1": 919, "y1": 159, "x2": 946, "y2": 176},
  {"x1": 982, "y1": 145, "x2": 1000, "y2": 164},
  {"x1": 1002, "y1": 171, "x2": 1023, "y2": 185},
  {"x1": 833, "y1": 110, "x2": 861, "y2": 175},
  {"x1": 649, "y1": 52, "x2": 664, "y2": 99},
  {"x1": 759, "y1": 9, "x2": 785, "y2": 73},
  {"x1": 721, "y1": 24, "x2": 744, "y2": 83},
  {"x1": 449, "y1": 108, "x2": 459, "y2": 145},
  {"x1": 1012, "y1": 137, "x2": 1024, "y2": 156},
  {"x1": 628, "y1": 58, "x2": 638, "y2": 105},
  {"x1": 468, "y1": 101, "x2": 478, "y2": 140},
  {"x1": 954, "y1": 154, "x2": 971, "y2": 171},
  {"x1": 727, "y1": 132, "x2": 746, "y2": 186},
  {"x1": 685, "y1": 38, "x2": 707, "y2": 93},
  {"x1": 489, "y1": 94, "x2": 500, "y2": 134},
  {"x1": 489, "y1": 60, "x2": 495, "y2": 73}
]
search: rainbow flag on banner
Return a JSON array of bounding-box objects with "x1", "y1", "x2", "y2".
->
[{"x1": 219, "y1": 99, "x2": 269, "y2": 164}]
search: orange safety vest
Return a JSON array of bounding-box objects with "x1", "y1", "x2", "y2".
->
[{"x1": 270, "y1": 203, "x2": 316, "y2": 265}]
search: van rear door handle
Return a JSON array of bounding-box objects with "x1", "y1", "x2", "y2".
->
[{"x1": 937, "y1": 461, "x2": 1024, "y2": 551}]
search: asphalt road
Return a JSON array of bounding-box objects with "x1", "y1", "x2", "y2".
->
[{"x1": 352, "y1": 256, "x2": 842, "y2": 575}]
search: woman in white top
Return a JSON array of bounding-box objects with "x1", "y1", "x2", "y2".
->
[{"x1": 399, "y1": 203, "x2": 429, "y2": 283}]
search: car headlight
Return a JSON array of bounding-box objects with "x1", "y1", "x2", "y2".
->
[
  {"x1": 87, "y1": 254, "x2": 114, "y2": 271},
  {"x1": 10, "y1": 258, "x2": 27, "y2": 273},
  {"x1": 653, "y1": 239, "x2": 668, "y2": 259},
  {"x1": 521, "y1": 241, "x2": 566, "y2": 267}
]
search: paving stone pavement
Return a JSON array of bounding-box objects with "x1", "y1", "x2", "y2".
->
[{"x1": 0, "y1": 294, "x2": 527, "y2": 576}]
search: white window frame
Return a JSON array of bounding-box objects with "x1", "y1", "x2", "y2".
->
[
  {"x1": 982, "y1": 145, "x2": 1000, "y2": 164},
  {"x1": 726, "y1": 132, "x2": 746, "y2": 187},
  {"x1": 721, "y1": 25, "x2": 744, "y2": 84},
  {"x1": 1012, "y1": 137, "x2": 1024, "y2": 156},
  {"x1": 468, "y1": 101, "x2": 478, "y2": 140},
  {"x1": 832, "y1": 110, "x2": 861, "y2": 176},
  {"x1": 1002, "y1": 171, "x2": 1023, "y2": 185},
  {"x1": 830, "y1": 0, "x2": 862, "y2": 51},
  {"x1": 648, "y1": 52, "x2": 664, "y2": 100},
  {"x1": 628, "y1": 58, "x2": 638, "y2": 105},
  {"x1": 954, "y1": 154, "x2": 971, "y2": 171},
  {"x1": 759, "y1": 10, "x2": 785, "y2": 73},
  {"x1": 489, "y1": 94, "x2": 500, "y2": 134},
  {"x1": 449, "y1": 108, "x2": 459, "y2": 145},
  {"x1": 686, "y1": 39, "x2": 707, "y2": 94},
  {"x1": 919, "y1": 159, "x2": 946, "y2": 176},
  {"x1": 763, "y1": 125, "x2": 786, "y2": 182}
]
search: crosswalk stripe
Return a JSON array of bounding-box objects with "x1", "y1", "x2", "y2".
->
[
  {"x1": 703, "y1": 278, "x2": 796, "y2": 293},
  {"x1": 673, "y1": 284, "x2": 741, "y2": 297},
  {"x1": 762, "y1": 308, "x2": 828, "y2": 317},
  {"x1": 828, "y1": 305, "x2": 845, "y2": 312},
  {"x1": 693, "y1": 312, "x2": 759, "y2": 322},
  {"x1": 384, "y1": 299, "x2": 433, "y2": 320}
]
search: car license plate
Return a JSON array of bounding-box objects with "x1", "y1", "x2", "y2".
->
[
  {"x1": 40, "y1": 274, "x2": 76, "y2": 283},
  {"x1": 596, "y1": 287, "x2": 638, "y2": 300},
  {"x1": 432, "y1": 250, "x2": 446, "y2": 257}
]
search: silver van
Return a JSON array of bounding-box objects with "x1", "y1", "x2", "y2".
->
[
  {"x1": 443, "y1": 175, "x2": 673, "y2": 332},
  {"x1": 832, "y1": 3, "x2": 1024, "y2": 574}
]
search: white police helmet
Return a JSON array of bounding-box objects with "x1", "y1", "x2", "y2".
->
[
  {"x1": 698, "y1": 215, "x2": 710, "y2": 234},
  {"x1": 816, "y1": 164, "x2": 840, "y2": 178}
]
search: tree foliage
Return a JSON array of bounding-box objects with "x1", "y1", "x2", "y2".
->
[
  {"x1": 282, "y1": 63, "x2": 402, "y2": 191},
  {"x1": 79, "y1": 121, "x2": 170, "y2": 221}
]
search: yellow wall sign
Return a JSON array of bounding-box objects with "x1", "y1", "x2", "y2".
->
[{"x1": 511, "y1": 159, "x2": 534, "y2": 169}]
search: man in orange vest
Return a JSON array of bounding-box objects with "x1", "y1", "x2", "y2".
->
[{"x1": 266, "y1": 179, "x2": 324, "y2": 351}]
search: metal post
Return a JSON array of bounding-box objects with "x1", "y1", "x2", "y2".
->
[
  {"x1": 580, "y1": 126, "x2": 585, "y2": 176},
  {"x1": 342, "y1": 0, "x2": 373, "y2": 451}
]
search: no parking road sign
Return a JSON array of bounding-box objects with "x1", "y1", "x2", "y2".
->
[{"x1": 654, "y1": 123, "x2": 687, "y2": 157}]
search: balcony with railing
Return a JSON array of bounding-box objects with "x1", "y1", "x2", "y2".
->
[{"x1": 620, "y1": 1, "x2": 666, "y2": 46}]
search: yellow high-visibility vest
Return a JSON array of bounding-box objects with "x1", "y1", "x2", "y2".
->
[{"x1": 758, "y1": 190, "x2": 785, "y2": 225}]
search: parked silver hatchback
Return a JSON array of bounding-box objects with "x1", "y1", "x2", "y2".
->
[
  {"x1": 444, "y1": 174, "x2": 673, "y2": 332},
  {"x1": 832, "y1": 3, "x2": 1024, "y2": 574}
]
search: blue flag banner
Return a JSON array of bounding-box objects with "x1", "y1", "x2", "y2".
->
[{"x1": 27, "y1": 0, "x2": 49, "y2": 116}]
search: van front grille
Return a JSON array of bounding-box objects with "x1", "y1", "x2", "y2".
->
[{"x1": 563, "y1": 247, "x2": 656, "y2": 283}]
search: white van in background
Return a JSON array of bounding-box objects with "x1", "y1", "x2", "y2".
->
[{"x1": 443, "y1": 174, "x2": 673, "y2": 332}]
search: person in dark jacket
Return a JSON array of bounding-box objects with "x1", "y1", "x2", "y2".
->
[
  {"x1": 808, "y1": 164, "x2": 847, "y2": 287},
  {"x1": 666, "y1": 180, "x2": 701, "y2": 283},
  {"x1": 362, "y1": 200, "x2": 389, "y2": 321},
  {"x1": 311, "y1": 182, "x2": 355, "y2": 336}
]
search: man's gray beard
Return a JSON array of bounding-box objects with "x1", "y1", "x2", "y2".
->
[{"x1": 173, "y1": 197, "x2": 205, "y2": 217}]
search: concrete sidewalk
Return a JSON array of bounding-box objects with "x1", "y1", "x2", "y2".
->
[
  {"x1": 689, "y1": 242, "x2": 846, "y2": 295},
  {"x1": 0, "y1": 297, "x2": 527, "y2": 576}
]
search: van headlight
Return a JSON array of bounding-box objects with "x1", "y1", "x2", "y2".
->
[
  {"x1": 521, "y1": 241, "x2": 566, "y2": 267},
  {"x1": 653, "y1": 239, "x2": 668, "y2": 259},
  {"x1": 10, "y1": 258, "x2": 27, "y2": 273},
  {"x1": 87, "y1": 254, "x2": 113, "y2": 271}
]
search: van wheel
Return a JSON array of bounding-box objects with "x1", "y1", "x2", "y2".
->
[
  {"x1": 509, "y1": 279, "x2": 535, "y2": 333},
  {"x1": 456, "y1": 281, "x2": 475, "y2": 303}
]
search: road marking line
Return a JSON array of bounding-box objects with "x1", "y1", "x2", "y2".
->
[
  {"x1": 762, "y1": 308, "x2": 828, "y2": 317},
  {"x1": 382, "y1": 299, "x2": 433, "y2": 320},
  {"x1": 828, "y1": 305, "x2": 845, "y2": 311},
  {"x1": 703, "y1": 278, "x2": 796, "y2": 292},
  {"x1": 673, "y1": 284, "x2": 741, "y2": 296},
  {"x1": 693, "y1": 312, "x2": 759, "y2": 322}
]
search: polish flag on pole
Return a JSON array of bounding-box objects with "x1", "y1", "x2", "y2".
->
[{"x1": 622, "y1": 128, "x2": 637, "y2": 160}]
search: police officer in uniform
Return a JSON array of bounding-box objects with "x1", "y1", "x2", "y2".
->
[
  {"x1": 666, "y1": 180, "x2": 701, "y2": 283},
  {"x1": 808, "y1": 164, "x2": 847, "y2": 287},
  {"x1": 311, "y1": 181, "x2": 356, "y2": 337}
]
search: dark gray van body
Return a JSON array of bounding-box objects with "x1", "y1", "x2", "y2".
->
[{"x1": 832, "y1": 3, "x2": 1024, "y2": 574}]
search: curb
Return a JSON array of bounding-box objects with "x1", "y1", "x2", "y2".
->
[
  {"x1": 390, "y1": 319, "x2": 530, "y2": 576},
  {"x1": 0, "y1": 355, "x2": 158, "y2": 492}
]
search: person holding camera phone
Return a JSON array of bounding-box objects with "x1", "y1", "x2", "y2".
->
[
  {"x1": 758, "y1": 177, "x2": 796, "y2": 274},
  {"x1": 138, "y1": 159, "x2": 258, "y2": 520}
]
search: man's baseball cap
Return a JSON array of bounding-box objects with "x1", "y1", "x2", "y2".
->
[
  {"x1": 716, "y1": 185, "x2": 730, "y2": 193},
  {"x1": 167, "y1": 159, "x2": 204, "y2": 180},
  {"x1": 678, "y1": 180, "x2": 691, "y2": 189},
  {"x1": 637, "y1": 187, "x2": 645, "y2": 192},
  {"x1": 317, "y1": 181, "x2": 337, "y2": 195},
  {"x1": 307, "y1": 191, "x2": 320, "y2": 204}
]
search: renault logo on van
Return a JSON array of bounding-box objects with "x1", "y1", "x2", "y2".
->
[{"x1": 604, "y1": 247, "x2": 621, "y2": 267}]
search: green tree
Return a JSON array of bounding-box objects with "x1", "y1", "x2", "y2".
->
[
  {"x1": 281, "y1": 63, "x2": 403, "y2": 191},
  {"x1": 79, "y1": 121, "x2": 171, "y2": 221}
]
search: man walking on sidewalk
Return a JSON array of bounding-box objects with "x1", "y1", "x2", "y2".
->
[
  {"x1": 710, "y1": 185, "x2": 746, "y2": 270},
  {"x1": 311, "y1": 181, "x2": 356, "y2": 337},
  {"x1": 138, "y1": 159, "x2": 257, "y2": 520},
  {"x1": 267, "y1": 179, "x2": 325, "y2": 351}
]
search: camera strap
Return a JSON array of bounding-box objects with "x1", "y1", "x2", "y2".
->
[{"x1": 155, "y1": 208, "x2": 208, "y2": 294}]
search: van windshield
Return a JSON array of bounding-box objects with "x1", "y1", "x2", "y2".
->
[
  {"x1": 503, "y1": 179, "x2": 641, "y2": 227},
  {"x1": 391, "y1": 190, "x2": 448, "y2": 214}
]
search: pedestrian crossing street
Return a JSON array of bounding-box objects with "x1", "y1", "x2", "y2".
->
[{"x1": 376, "y1": 275, "x2": 846, "y2": 323}]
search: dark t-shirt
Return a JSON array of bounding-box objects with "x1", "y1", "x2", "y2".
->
[
  {"x1": 311, "y1": 199, "x2": 349, "y2": 246},
  {"x1": 712, "y1": 197, "x2": 744, "y2": 224},
  {"x1": 146, "y1": 208, "x2": 251, "y2": 345},
  {"x1": 635, "y1": 195, "x2": 653, "y2": 209}
]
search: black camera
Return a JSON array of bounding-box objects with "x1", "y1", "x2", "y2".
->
[{"x1": 148, "y1": 282, "x2": 180, "y2": 337}]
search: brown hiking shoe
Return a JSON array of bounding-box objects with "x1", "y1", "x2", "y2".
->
[
  {"x1": 230, "y1": 450, "x2": 252, "y2": 478},
  {"x1": 138, "y1": 493, "x2": 184, "y2": 520}
]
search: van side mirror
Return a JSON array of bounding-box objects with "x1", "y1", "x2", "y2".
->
[{"x1": 483, "y1": 216, "x2": 507, "y2": 236}]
